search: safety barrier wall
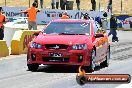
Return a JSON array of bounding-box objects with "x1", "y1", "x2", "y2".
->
[
  {"x1": 114, "y1": 14, "x2": 132, "y2": 29},
  {"x1": 2, "y1": 6, "x2": 132, "y2": 29},
  {"x1": 11, "y1": 30, "x2": 40, "y2": 55},
  {"x1": 0, "y1": 40, "x2": 9, "y2": 58},
  {"x1": 2, "y1": 6, "x2": 111, "y2": 24}
]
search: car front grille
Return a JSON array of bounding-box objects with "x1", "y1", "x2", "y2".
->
[
  {"x1": 45, "y1": 44, "x2": 69, "y2": 49},
  {"x1": 43, "y1": 57, "x2": 69, "y2": 62}
]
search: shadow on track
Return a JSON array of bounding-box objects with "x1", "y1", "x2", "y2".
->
[{"x1": 31, "y1": 65, "x2": 106, "y2": 73}]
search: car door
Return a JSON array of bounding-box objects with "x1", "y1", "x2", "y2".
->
[
  {"x1": 98, "y1": 35, "x2": 105, "y2": 61},
  {"x1": 100, "y1": 33, "x2": 108, "y2": 60},
  {"x1": 95, "y1": 24, "x2": 107, "y2": 62},
  {"x1": 93, "y1": 22, "x2": 103, "y2": 64},
  {"x1": 95, "y1": 38, "x2": 102, "y2": 64}
]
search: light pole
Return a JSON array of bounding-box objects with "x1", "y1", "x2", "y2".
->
[
  {"x1": 5, "y1": 0, "x2": 6, "y2": 6},
  {"x1": 29, "y1": 0, "x2": 30, "y2": 7},
  {"x1": 121, "y1": 0, "x2": 122, "y2": 13},
  {"x1": 99, "y1": 0, "x2": 101, "y2": 11}
]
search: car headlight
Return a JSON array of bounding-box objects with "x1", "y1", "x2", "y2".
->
[
  {"x1": 31, "y1": 42, "x2": 42, "y2": 49},
  {"x1": 72, "y1": 44, "x2": 87, "y2": 50}
]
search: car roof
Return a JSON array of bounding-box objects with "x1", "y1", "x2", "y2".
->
[{"x1": 52, "y1": 19, "x2": 94, "y2": 23}]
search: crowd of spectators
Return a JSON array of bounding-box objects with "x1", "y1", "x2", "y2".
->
[{"x1": 33, "y1": 0, "x2": 112, "y2": 12}]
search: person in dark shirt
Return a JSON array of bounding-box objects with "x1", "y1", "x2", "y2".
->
[
  {"x1": 108, "y1": 14, "x2": 119, "y2": 42},
  {"x1": 91, "y1": 0, "x2": 96, "y2": 11},
  {"x1": 76, "y1": 0, "x2": 80, "y2": 10}
]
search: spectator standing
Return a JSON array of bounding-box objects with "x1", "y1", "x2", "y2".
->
[
  {"x1": 56, "y1": 0, "x2": 59, "y2": 9},
  {"x1": 34, "y1": 0, "x2": 38, "y2": 8},
  {"x1": 95, "y1": 16, "x2": 102, "y2": 27},
  {"x1": 76, "y1": 0, "x2": 80, "y2": 10},
  {"x1": 60, "y1": 0, "x2": 67, "y2": 10},
  {"x1": 91, "y1": 0, "x2": 96, "y2": 11},
  {"x1": 101, "y1": 12, "x2": 108, "y2": 32},
  {"x1": 40, "y1": 0, "x2": 44, "y2": 8},
  {"x1": 108, "y1": 14, "x2": 119, "y2": 42},
  {"x1": 61, "y1": 11, "x2": 69, "y2": 19},
  {"x1": 130, "y1": 20, "x2": 132, "y2": 28},
  {"x1": 51, "y1": 0, "x2": 55, "y2": 9},
  {"x1": 0, "y1": 7, "x2": 6, "y2": 40},
  {"x1": 107, "y1": 0, "x2": 112, "y2": 12},
  {"x1": 101, "y1": 18, "x2": 108, "y2": 32},
  {"x1": 21, "y1": 2, "x2": 41, "y2": 30},
  {"x1": 60, "y1": 0, "x2": 63, "y2": 10}
]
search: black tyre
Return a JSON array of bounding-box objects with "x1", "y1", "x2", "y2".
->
[
  {"x1": 27, "y1": 64, "x2": 39, "y2": 71},
  {"x1": 87, "y1": 49, "x2": 96, "y2": 72},
  {"x1": 101, "y1": 46, "x2": 110, "y2": 67}
]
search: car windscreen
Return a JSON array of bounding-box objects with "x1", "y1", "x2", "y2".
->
[{"x1": 44, "y1": 22, "x2": 90, "y2": 35}]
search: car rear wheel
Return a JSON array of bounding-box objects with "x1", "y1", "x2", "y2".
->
[
  {"x1": 27, "y1": 64, "x2": 39, "y2": 71},
  {"x1": 101, "y1": 46, "x2": 110, "y2": 67}
]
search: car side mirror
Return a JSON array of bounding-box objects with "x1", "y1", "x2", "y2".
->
[{"x1": 94, "y1": 33, "x2": 104, "y2": 38}]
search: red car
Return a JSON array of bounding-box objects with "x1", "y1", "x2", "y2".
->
[{"x1": 27, "y1": 19, "x2": 110, "y2": 72}]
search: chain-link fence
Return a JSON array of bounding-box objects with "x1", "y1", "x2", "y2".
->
[{"x1": 0, "y1": 0, "x2": 131, "y2": 13}]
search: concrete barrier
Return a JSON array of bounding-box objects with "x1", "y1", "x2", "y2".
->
[
  {"x1": 11, "y1": 30, "x2": 40, "y2": 55},
  {"x1": 0, "y1": 40, "x2": 9, "y2": 58},
  {"x1": 4, "y1": 27, "x2": 21, "y2": 48},
  {"x1": 4, "y1": 21, "x2": 28, "y2": 47}
]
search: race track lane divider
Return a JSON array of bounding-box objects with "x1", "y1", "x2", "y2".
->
[
  {"x1": 11, "y1": 30, "x2": 40, "y2": 55},
  {"x1": 0, "y1": 40, "x2": 9, "y2": 58}
]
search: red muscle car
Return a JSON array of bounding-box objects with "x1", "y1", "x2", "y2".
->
[{"x1": 27, "y1": 19, "x2": 110, "y2": 72}]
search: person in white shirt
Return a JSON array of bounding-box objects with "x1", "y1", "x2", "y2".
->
[{"x1": 101, "y1": 18, "x2": 108, "y2": 32}]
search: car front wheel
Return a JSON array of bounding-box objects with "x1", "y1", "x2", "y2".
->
[
  {"x1": 27, "y1": 64, "x2": 39, "y2": 71},
  {"x1": 88, "y1": 49, "x2": 96, "y2": 72}
]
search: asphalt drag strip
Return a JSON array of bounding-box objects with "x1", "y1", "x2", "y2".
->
[{"x1": 0, "y1": 31, "x2": 132, "y2": 88}]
